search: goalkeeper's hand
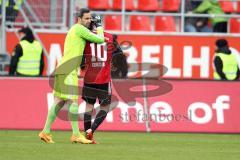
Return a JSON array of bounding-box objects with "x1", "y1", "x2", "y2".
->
[{"x1": 91, "y1": 13, "x2": 102, "y2": 28}]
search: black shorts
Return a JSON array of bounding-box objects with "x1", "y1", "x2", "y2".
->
[{"x1": 82, "y1": 83, "x2": 112, "y2": 106}]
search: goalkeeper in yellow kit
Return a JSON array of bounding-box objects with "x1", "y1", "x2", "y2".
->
[{"x1": 39, "y1": 8, "x2": 105, "y2": 144}]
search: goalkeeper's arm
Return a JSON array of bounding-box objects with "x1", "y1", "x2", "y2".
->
[{"x1": 78, "y1": 13, "x2": 106, "y2": 44}]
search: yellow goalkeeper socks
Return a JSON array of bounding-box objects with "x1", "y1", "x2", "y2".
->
[
  {"x1": 43, "y1": 102, "x2": 62, "y2": 134},
  {"x1": 68, "y1": 103, "x2": 80, "y2": 136}
]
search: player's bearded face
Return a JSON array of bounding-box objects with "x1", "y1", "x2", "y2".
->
[{"x1": 80, "y1": 13, "x2": 92, "y2": 28}]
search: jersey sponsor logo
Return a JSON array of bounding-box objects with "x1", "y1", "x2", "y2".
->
[{"x1": 92, "y1": 62, "x2": 105, "y2": 67}]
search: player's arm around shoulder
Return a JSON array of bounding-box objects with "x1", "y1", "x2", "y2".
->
[
  {"x1": 77, "y1": 25, "x2": 104, "y2": 44},
  {"x1": 193, "y1": 0, "x2": 211, "y2": 13}
]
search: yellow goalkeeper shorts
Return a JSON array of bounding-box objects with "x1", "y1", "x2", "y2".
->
[{"x1": 53, "y1": 74, "x2": 79, "y2": 100}]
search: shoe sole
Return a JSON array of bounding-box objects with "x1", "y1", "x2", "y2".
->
[
  {"x1": 71, "y1": 140, "x2": 92, "y2": 144},
  {"x1": 39, "y1": 136, "x2": 54, "y2": 143},
  {"x1": 71, "y1": 141, "x2": 92, "y2": 144},
  {"x1": 40, "y1": 137, "x2": 48, "y2": 143}
]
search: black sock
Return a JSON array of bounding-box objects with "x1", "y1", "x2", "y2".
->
[
  {"x1": 91, "y1": 110, "x2": 107, "y2": 133},
  {"x1": 84, "y1": 112, "x2": 92, "y2": 132}
]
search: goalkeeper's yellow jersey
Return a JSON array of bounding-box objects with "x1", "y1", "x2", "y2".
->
[{"x1": 55, "y1": 24, "x2": 104, "y2": 75}]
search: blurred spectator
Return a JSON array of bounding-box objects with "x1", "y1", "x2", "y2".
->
[
  {"x1": 0, "y1": 0, "x2": 23, "y2": 24},
  {"x1": 9, "y1": 27, "x2": 44, "y2": 76},
  {"x1": 185, "y1": 17, "x2": 213, "y2": 32},
  {"x1": 185, "y1": 0, "x2": 212, "y2": 32},
  {"x1": 193, "y1": 0, "x2": 227, "y2": 33},
  {"x1": 213, "y1": 39, "x2": 240, "y2": 80}
]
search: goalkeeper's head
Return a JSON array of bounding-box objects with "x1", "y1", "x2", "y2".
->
[{"x1": 76, "y1": 8, "x2": 92, "y2": 28}]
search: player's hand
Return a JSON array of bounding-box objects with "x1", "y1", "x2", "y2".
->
[{"x1": 91, "y1": 13, "x2": 102, "y2": 27}]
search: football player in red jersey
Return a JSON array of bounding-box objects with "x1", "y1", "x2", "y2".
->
[{"x1": 81, "y1": 14, "x2": 124, "y2": 144}]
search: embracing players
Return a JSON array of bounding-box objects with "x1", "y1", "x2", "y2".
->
[{"x1": 81, "y1": 13, "x2": 124, "y2": 144}]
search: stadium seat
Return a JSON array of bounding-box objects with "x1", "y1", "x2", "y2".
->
[
  {"x1": 230, "y1": 18, "x2": 240, "y2": 33},
  {"x1": 137, "y1": 0, "x2": 160, "y2": 12},
  {"x1": 88, "y1": 0, "x2": 110, "y2": 10},
  {"x1": 155, "y1": 16, "x2": 176, "y2": 32},
  {"x1": 219, "y1": 1, "x2": 234, "y2": 13},
  {"x1": 161, "y1": 0, "x2": 181, "y2": 12},
  {"x1": 112, "y1": 0, "x2": 135, "y2": 11},
  {"x1": 237, "y1": 2, "x2": 240, "y2": 13},
  {"x1": 130, "y1": 16, "x2": 151, "y2": 31},
  {"x1": 104, "y1": 15, "x2": 122, "y2": 31}
]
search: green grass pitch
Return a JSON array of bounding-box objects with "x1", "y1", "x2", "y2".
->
[{"x1": 0, "y1": 130, "x2": 240, "y2": 160}]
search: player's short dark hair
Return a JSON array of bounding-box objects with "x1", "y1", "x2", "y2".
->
[{"x1": 76, "y1": 8, "x2": 90, "y2": 18}]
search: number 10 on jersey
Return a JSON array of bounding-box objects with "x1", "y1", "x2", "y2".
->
[{"x1": 90, "y1": 43, "x2": 107, "y2": 62}]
